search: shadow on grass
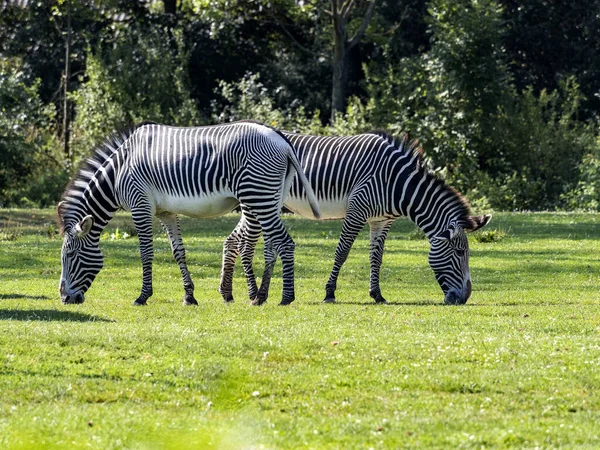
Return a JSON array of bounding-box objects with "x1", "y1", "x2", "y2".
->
[
  {"x1": 0, "y1": 293, "x2": 49, "y2": 300},
  {"x1": 311, "y1": 300, "x2": 443, "y2": 306},
  {"x1": 313, "y1": 300, "x2": 534, "y2": 307},
  {"x1": 0, "y1": 309, "x2": 114, "y2": 322}
]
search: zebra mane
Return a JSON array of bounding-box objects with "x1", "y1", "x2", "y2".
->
[
  {"x1": 57, "y1": 121, "x2": 154, "y2": 233},
  {"x1": 369, "y1": 130, "x2": 475, "y2": 230},
  {"x1": 368, "y1": 131, "x2": 424, "y2": 162}
]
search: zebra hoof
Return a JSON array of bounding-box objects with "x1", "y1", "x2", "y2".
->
[
  {"x1": 323, "y1": 297, "x2": 336, "y2": 304},
  {"x1": 183, "y1": 295, "x2": 198, "y2": 306},
  {"x1": 251, "y1": 296, "x2": 267, "y2": 306},
  {"x1": 375, "y1": 296, "x2": 389, "y2": 304},
  {"x1": 133, "y1": 299, "x2": 147, "y2": 306},
  {"x1": 279, "y1": 298, "x2": 294, "y2": 306},
  {"x1": 222, "y1": 293, "x2": 234, "y2": 303}
]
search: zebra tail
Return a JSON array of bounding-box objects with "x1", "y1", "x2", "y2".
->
[{"x1": 286, "y1": 148, "x2": 321, "y2": 220}]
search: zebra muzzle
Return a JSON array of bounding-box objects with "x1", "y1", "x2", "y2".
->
[{"x1": 61, "y1": 291, "x2": 85, "y2": 304}]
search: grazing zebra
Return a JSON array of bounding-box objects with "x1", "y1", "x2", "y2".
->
[
  {"x1": 58, "y1": 121, "x2": 320, "y2": 306},
  {"x1": 219, "y1": 132, "x2": 491, "y2": 305}
]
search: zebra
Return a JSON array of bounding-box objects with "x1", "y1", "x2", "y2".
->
[
  {"x1": 58, "y1": 121, "x2": 321, "y2": 306},
  {"x1": 219, "y1": 132, "x2": 491, "y2": 305}
]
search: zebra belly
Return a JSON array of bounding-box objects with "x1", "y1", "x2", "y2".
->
[
  {"x1": 285, "y1": 196, "x2": 347, "y2": 220},
  {"x1": 155, "y1": 193, "x2": 239, "y2": 218}
]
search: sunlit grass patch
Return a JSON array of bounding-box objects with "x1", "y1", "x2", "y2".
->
[{"x1": 0, "y1": 209, "x2": 599, "y2": 449}]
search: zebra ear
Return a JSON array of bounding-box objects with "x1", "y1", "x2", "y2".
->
[
  {"x1": 465, "y1": 214, "x2": 492, "y2": 233},
  {"x1": 75, "y1": 215, "x2": 94, "y2": 237}
]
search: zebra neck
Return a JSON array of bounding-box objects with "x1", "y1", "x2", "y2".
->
[
  {"x1": 66, "y1": 154, "x2": 122, "y2": 238},
  {"x1": 401, "y1": 174, "x2": 470, "y2": 240}
]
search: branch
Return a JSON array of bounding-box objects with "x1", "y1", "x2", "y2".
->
[
  {"x1": 278, "y1": 22, "x2": 319, "y2": 57},
  {"x1": 347, "y1": 0, "x2": 377, "y2": 50},
  {"x1": 339, "y1": 0, "x2": 356, "y2": 19},
  {"x1": 330, "y1": 0, "x2": 339, "y2": 16}
]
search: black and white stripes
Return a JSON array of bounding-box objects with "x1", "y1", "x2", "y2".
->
[
  {"x1": 219, "y1": 131, "x2": 491, "y2": 305},
  {"x1": 58, "y1": 121, "x2": 320, "y2": 306}
]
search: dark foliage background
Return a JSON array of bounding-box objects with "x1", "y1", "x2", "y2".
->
[{"x1": 0, "y1": 0, "x2": 598, "y2": 210}]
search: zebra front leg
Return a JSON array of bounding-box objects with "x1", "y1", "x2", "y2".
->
[
  {"x1": 252, "y1": 241, "x2": 276, "y2": 306},
  {"x1": 276, "y1": 239, "x2": 296, "y2": 305},
  {"x1": 368, "y1": 219, "x2": 394, "y2": 304},
  {"x1": 132, "y1": 209, "x2": 155, "y2": 306},
  {"x1": 239, "y1": 210, "x2": 262, "y2": 301},
  {"x1": 247, "y1": 210, "x2": 295, "y2": 306},
  {"x1": 158, "y1": 213, "x2": 197, "y2": 306},
  {"x1": 324, "y1": 213, "x2": 366, "y2": 303},
  {"x1": 219, "y1": 227, "x2": 240, "y2": 303}
]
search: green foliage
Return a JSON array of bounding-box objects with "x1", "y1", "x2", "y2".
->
[
  {"x1": 0, "y1": 58, "x2": 67, "y2": 208},
  {"x1": 406, "y1": 226, "x2": 427, "y2": 241},
  {"x1": 472, "y1": 228, "x2": 507, "y2": 243},
  {"x1": 481, "y1": 79, "x2": 597, "y2": 210},
  {"x1": 0, "y1": 222, "x2": 22, "y2": 242},
  {"x1": 3, "y1": 0, "x2": 600, "y2": 211},
  {"x1": 71, "y1": 25, "x2": 201, "y2": 160},
  {"x1": 212, "y1": 73, "x2": 324, "y2": 133},
  {"x1": 100, "y1": 227, "x2": 135, "y2": 241},
  {"x1": 213, "y1": 73, "x2": 377, "y2": 137},
  {"x1": 366, "y1": 1, "x2": 599, "y2": 211},
  {"x1": 561, "y1": 147, "x2": 600, "y2": 211},
  {"x1": 367, "y1": 0, "x2": 512, "y2": 191}
]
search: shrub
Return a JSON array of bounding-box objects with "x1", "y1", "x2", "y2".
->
[
  {"x1": 0, "y1": 58, "x2": 67, "y2": 208},
  {"x1": 561, "y1": 147, "x2": 600, "y2": 211},
  {"x1": 472, "y1": 229, "x2": 508, "y2": 243},
  {"x1": 71, "y1": 25, "x2": 201, "y2": 161}
]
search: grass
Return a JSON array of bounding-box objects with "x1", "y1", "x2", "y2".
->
[{"x1": 0, "y1": 209, "x2": 599, "y2": 449}]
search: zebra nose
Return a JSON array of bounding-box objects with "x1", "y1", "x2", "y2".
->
[
  {"x1": 444, "y1": 290, "x2": 460, "y2": 305},
  {"x1": 60, "y1": 281, "x2": 66, "y2": 295},
  {"x1": 466, "y1": 279, "x2": 472, "y2": 300},
  {"x1": 62, "y1": 292, "x2": 84, "y2": 304}
]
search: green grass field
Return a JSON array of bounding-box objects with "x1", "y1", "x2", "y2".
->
[{"x1": 0, "y1": 209, "x2": 599, "y2": 449}]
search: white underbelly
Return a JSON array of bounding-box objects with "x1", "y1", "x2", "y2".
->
[
  {"x1": 285, "y1": 197, "x2": 347, "y2": 220},
  {"x1": 155, "y1": 192, "x2": 239, "y2": 218}
]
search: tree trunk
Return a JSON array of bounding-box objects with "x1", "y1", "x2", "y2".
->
[
  {"x1": 329, "y1": 0, "x2": 377, "y2": 122},
  {"x1": 63, "y1": 0, "x2": 72, "y2": 162},
  {"x1": 331, "y1": 16, "x2": 348, "y2": 120}
]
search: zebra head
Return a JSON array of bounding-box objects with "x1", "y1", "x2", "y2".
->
[
  {"x1": 428, "y1": 214, "x2": 492, "y2": 305},
  {"x1": 59, "y1": 215, "x2": 104, "y2": 304}
]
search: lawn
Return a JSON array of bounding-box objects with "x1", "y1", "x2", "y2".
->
[{"x1": 0, "y1": 209, "x2": 599, "y2": 449}]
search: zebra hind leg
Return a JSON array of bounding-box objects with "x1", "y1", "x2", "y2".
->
[
  {"x1": 252, "y1": 236, "x2": 295, "y2": 306},
  {"x1": 158, "y1": 213, "x2": 198, "y2": 306},
  {"x1": 368, "y1": 219, "x2": 394, "y2": 304},
  {"x1": 219, "y1": 231, "x2": 239, "y2": 303},
  {"x1": 252, "y1": 241, "x2": 276, "y2": 306},
  {"x1": 276, "y1": 239, "x2": 296, "y2": 305}
]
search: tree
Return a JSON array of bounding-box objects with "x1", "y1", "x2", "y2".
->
[{"x1": 329, "y1": 0, "x2": 376, "y2": 119}]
